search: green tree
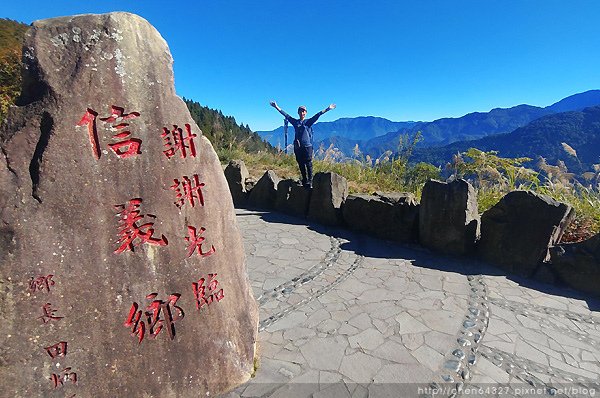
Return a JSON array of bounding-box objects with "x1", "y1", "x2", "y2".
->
[
  {"x1": 0, "y1": 18, "x2": 29, "y2": 124},
  {"x1": 405, "y1": 162, "x2": 441, "y2": 188},
  {"x1": 0, "y1": 47, "x2": 21, "y2": 123},
  {"x1": 184, "y1": 98, "x2": 274, "y2": 155}
]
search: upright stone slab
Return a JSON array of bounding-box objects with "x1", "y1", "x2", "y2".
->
[
  {"x1": 478, "y1": 190, "x2": 574, "y2": 277},
  {"x1": 224, "y1": 159, "x2": 249, "y2": 207},
  {"x1": 550, "y1": 234, "x2": 600, "y2": 298},
  {"x1": 308, "y1": 172, "x2": 348, "y2": 226},
  {"x1": 275, "y1": 178, "x2": 311, "y2": 217},
  {"x1": 418, "y1": 179, "x2": 480, "y2": 255},
  {"x1": 342, "y1": 192, "x2": 419, "y2": 242},
  {"x1": 0, "y1": 13, "x2": 258, "y2": 397},
  {"x1": 247, "y1": 170, "x2": 280, "y2": 209}
]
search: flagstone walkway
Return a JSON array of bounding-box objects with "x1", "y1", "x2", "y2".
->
[{"x1": 224, "y1": 209, "x2": 600, "y2": 398}]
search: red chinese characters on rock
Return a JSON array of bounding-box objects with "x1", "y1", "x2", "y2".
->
[
  {"x1": 29, "y1": 275, "x2": 55, "y2": 293},
  {"x1": 76, "y1": 108, "x2": 101, "y2": 159},
  {"x1": 38, "y1": 303, "x2": 63, "y2": 324},
  {"x1": 77, "y1": 105, "x2": 142, "y2": 159},
  {"x1": 161, "y1": 124, "x2": 197, "y2": 159},
  {"x1": 101, "y1": 106, "x2": 142, "y2": 158},
  {"x1": 50, "y1": 367, "x2": 77, "y2": 389},
  {"x1": 28, "y1": 273, "x2": 77, "y2": 391},
  {"x1": 171, "y1": 174, "x2": 205, "y2": 209},
  {"x1": 45, "y1": 341, "x2": 68, "y2": 358},
  {"x1": 192, "y1": 273, "x2": 224, "y2": 310},
  {"x1": 114, "y1": 198, "x2": 168, "y2": 254},
  {"x1": 124, "y1": 293, "x2": 184, "y2": 344},
  {"x1": 184, "y1": 225, "x2": 216, "y2": 257}
]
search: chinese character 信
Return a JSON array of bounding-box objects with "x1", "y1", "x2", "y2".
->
[
  {"x1": 76, "y1": 108, "x2": 101, "y2": 160},
  {"x1": 99, "y1": 105, "x2": 140, "y2": 124},
  {"x1": 101, "y1": 105, "x2": 142, "y2": 158},
  {"x1": 184, "y1": 226, "x2": 216, "y2": 258},
  {"x1": 76, "y1": 105, "x2": 142, "y2": 160},
  {"x1": 114, "y1": 198, "x2": 168, "y2": 254}
]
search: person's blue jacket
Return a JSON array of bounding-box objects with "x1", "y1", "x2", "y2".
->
[{"x1": 279, "y1": 110, "x2": 325, "y2": 148}]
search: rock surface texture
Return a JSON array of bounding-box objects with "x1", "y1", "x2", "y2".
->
[
  {"x1": 275, "y1": 178, "x2": 311, "y2": 217},
  {"x1": 308, "y1": 172, "x2": 348, "y2": 226},
  {"x1": 0, "y1": 13, "x2": 257, "y2": 397},
  {"x1": 550, "y1": 233, "x2": 600, "y2": 298},
  {"x1": 478, "y1": 190, "x2": 574, "y2": 277},
  {"x1": 343, "y1": 192, "x2": 419, "y2": 242},
  {"x1": 247, "y1": 170, "x2": 280, "y2": 209},
  {"x1": 224, "y1": 159, "x2": 250, "y2": 207},
  {"x1": 418, "y1": 179, "x2": 480, "y2": 255}
]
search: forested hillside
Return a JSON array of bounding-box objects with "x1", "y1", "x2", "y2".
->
[
  {"x1": 0, "y1": 18, "x2": 272, "y2": 154},
  {"x1": 0, "y1": 18, "x2": 28, "y2": 123},
  {"x1": 185, "y1": 99, "x2": 273, "y2": 153}
]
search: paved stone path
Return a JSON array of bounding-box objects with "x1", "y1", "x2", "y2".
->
[{"x1": 224, "y1": 209, "x2": 600, "y2": 398}]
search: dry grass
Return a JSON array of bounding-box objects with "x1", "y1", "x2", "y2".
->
[{"x1": 219, "y1": 148, "x2": 600, "y2": 242}]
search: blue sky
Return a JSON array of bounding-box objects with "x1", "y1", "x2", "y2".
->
[{"x1": 4, "y1": 1, "x2": 600, "y2": 131}]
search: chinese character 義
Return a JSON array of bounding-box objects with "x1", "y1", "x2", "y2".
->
[{"x1": 114, "y1": 198, "x2": 168, "y2": 254}]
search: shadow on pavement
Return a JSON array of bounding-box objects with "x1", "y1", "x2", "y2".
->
[{"x1": 239, "y1": 207, "x2": 600, "y2": 311}]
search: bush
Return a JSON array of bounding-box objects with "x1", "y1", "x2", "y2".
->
[{"x1": 224, "y1": 145, "x2": 600, "y2": 241}]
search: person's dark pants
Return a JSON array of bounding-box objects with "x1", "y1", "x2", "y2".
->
[{"x1": 294, "y1": 145, "x2": 313, "y2": 187}]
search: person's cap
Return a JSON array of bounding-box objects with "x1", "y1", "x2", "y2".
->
[{"x1": 298, "y1": 105, "x2": 307, "y2": 113}]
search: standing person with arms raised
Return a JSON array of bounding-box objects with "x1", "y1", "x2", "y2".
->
[{"x1": 270, "y1": 101, "x2": 336, "y2": 188}]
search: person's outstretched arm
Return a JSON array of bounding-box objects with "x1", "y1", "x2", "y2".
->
[
  {"x1": 306, "y1": 103, "x2": 336, "y2": 126},
  {"x1": 270, "y1": 100, "x2": 294, "y2": 122}
]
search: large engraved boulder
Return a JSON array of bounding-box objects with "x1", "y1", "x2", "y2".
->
[
  {"x1": 342, "y1": 192, "x2": 419, "y2": 242},
  {"x1": 308, "y1": 172, "x2": 348, "y2": 226},
  {"x1": 550, "y1": 234, "x2": 600, "y2": 298},
  {"x1": 478, "y1": 190, "x2": 574, "y2": 277},
  {"x1": 418, "y1": 179, "x2": 480, "y2": 255},
  {"x1": 0, "y1": 13, "x2": 258, "y2": 397}
]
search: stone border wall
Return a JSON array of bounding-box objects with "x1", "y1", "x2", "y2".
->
[{"x1": 224, "y1": 161, "x2": 599, "y2": 299}]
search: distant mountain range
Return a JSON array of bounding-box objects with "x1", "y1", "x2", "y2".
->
[
  {"x1": 413, "y1": 105, "x2": 600, "y2": 173},
  {"x1": 257, "y1": 116, "x2": 417, "y2": 148},
  {"x1": 257, "y1": 90, "x2": 600, "y2": 171}
]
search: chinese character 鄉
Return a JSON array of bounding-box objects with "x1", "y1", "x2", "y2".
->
[{"x1": 124, "y1": 293, "x2": 184, "y2": 344}]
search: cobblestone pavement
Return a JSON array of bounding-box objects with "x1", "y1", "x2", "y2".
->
[{"x1": 223, "y1": 209, "x2": 600, "y2": 398}]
